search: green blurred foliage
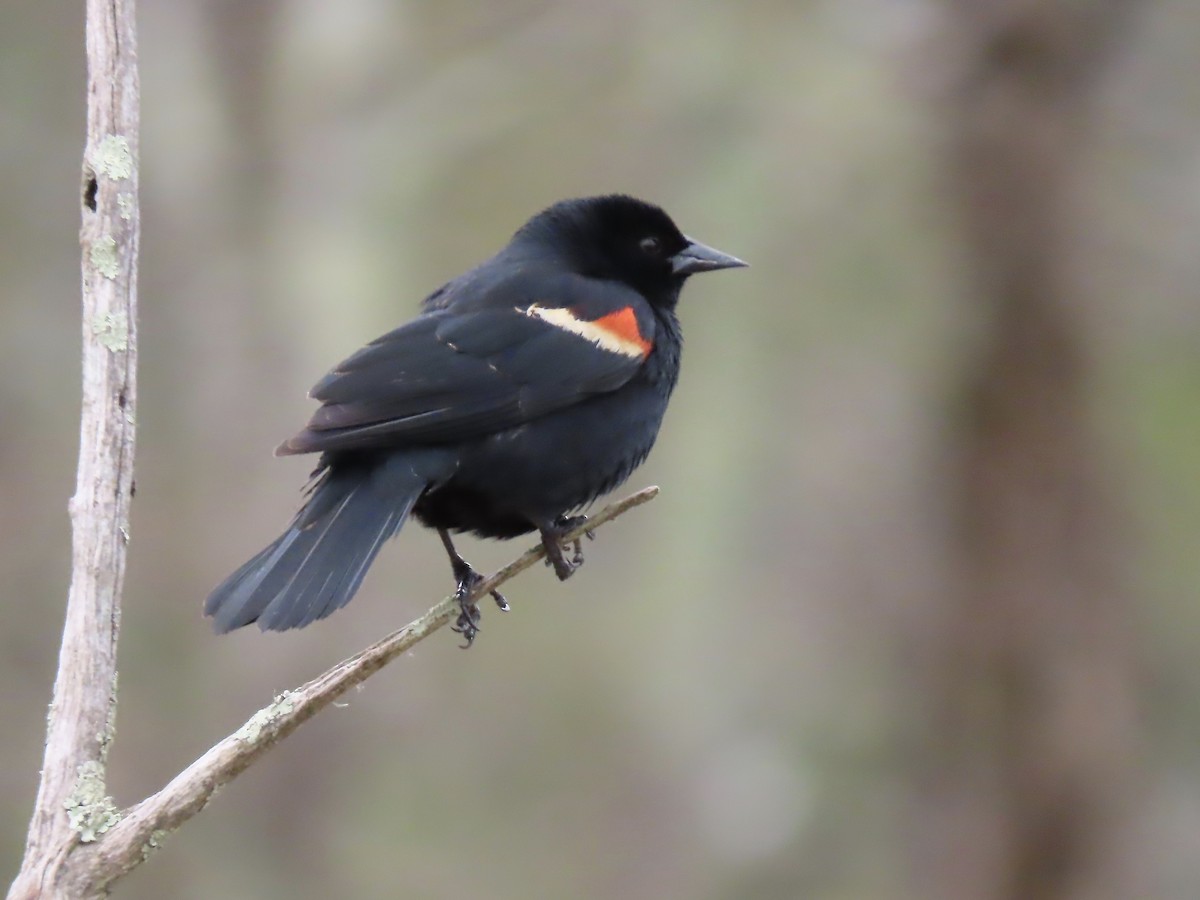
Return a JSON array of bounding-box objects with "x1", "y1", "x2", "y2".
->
[{"x1": 1, "y1": 1, "x2": 1197, "y2": 897}]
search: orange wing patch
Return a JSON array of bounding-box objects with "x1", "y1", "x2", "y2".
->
[
  {"x1": 591, "y1": 307, "x2": 652, "y2": 359},
  {"x1": 525, "y1": 304, "x2": 652, "y2": 360}
]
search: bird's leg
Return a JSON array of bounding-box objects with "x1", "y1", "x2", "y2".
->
[
  {"x1": 438, "y1": 528, "x2": 507, "y2": 649},
  {"x1": 438, "y1": 528, "x2": 509, "y2": 611},
  {"x1": 539, "y1": 514, "x2": 595, "y2": 580}
]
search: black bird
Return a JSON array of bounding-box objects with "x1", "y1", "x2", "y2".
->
[{"x1": 205, "y1": 195, "x2": 745, "y2": 644}]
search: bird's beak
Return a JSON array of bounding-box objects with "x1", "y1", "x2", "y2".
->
[{"x1": 670, "y1": 237, "x2": 748, "y2": 276}]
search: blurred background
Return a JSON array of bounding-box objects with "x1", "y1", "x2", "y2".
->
[{"x1": 2, "y1": 1, "x2": 1198, "y2": 898}]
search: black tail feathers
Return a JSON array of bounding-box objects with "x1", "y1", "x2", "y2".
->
[{"x1": 205, "y1": 451, "x2": 452, "y2": 633}]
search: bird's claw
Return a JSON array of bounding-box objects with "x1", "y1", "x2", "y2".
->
[
  {"x1": 450, "y1": 593, "x2": 481, "y2": 649},
  {"x1": 541, "y1": 515, "x2": 594, "y2": 581},
  {"x1": 449, "y1": 567, "x2": 507, "y2": 649},
  {"x1": 546, "y1": 549, "x2": 580, "y2": 581}
]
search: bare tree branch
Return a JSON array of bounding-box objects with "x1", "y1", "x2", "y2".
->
[
  {"x1": 5, "y1": 4, "x2": 661, "y2": 897},
  {"x1": 7, "y1": 1, "x2": 140, "y2": 898},
  {"x1": 65, "y1": 487, "x2": 658, "y2": 894}
]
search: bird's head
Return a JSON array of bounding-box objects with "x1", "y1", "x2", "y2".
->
[{"x1": 514, "y1": 195, "x2": 747, "y2": 308}]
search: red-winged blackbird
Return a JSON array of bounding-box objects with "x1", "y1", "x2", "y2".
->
[{"x1": 205, "y1": 195, "x2": 745, "y2": 644}]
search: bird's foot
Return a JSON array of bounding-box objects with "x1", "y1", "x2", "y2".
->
[
  {"x1": 540, "y1": 515, "x2": 595, "y2": 581},
  {"x1": 448, "y1": 561, "x2": 508, "y2": 650},
  {"x1": 450, "y1": 596, "x2": 482, "y2": 649}
]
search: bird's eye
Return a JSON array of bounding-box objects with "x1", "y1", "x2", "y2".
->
[{"x1": 639, "y1": 236, "x2": 663, "y2": 257}]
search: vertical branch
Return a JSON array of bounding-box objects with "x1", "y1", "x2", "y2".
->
[{"x1": 8, "y1": 1, "x2": 139, "y2": 898}]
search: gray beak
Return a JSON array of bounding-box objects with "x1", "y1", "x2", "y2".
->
[{"x1": 670, "y1": 237, "x2": 748, "y2": 276}]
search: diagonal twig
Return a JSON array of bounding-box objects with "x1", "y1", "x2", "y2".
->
[{"x1": 68, "y1": 486, "x2": 659, "y2": 893}]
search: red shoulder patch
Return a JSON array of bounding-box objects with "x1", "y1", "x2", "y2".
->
[
  {"x1": 525, "y1": 303, "x2": 653, "y2": 360},
  {"x1": 590, "y1": 307, "x2": 652, "y2": 359}
]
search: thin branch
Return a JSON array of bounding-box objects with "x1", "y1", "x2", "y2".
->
[
  {"x1": 7, "y1": 6, "x2": 660, "y2": 899},
  {"x1": 7, "y1": 1, "x2": 139, "y2": 898},
  {"x1": 68, "y1": 486, "x2": 659, "y2": 894}
]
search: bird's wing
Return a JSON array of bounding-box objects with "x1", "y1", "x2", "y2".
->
[{"x1": 277, "y1": 278, "x2": 656, "y2": 455}]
